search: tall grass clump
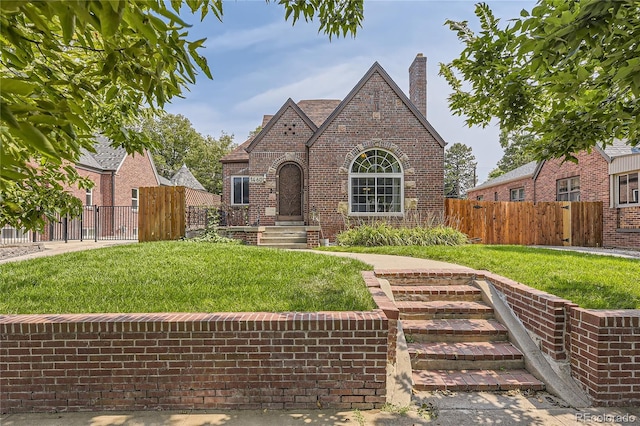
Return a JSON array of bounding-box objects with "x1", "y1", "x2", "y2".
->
[{"x1": 336, "y1": 222, "x2": 468, "y2": 247}]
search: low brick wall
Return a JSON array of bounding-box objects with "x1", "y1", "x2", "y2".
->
[
  {"x1": 0, "y1": 277, "x2": 395, "y2": 413},
  {"x1": 569, "y1": 309, "x2": 640, "y2": 406},
  {"x1": 482, "y1": 271, "x2": 640, "y2": 407},
  {"x1": 483, "y1": 272, "x2": 577, "y2": 361}
]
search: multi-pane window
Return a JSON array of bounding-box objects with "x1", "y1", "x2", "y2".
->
[
  {"x1": 510, "y1": 187, "x2": 525, "y2": 202},
  {"x1": 557, "y1": 177, "x2": 580, "y2": 201},
  {"x1": 85, "y1": 189, "x2": 93, "y2": 206},
  {"x1": 232, "y1": 176, "x2": 250, "y2": 205},
  {"x1": 350, "y1": 149, "x2": 403, "y2": 215},
  {"x1": 131, "y1": 188, "x2": 139, "y2": 211},
  {"x1": 617, "y1": 172, "x2": 639, "y2": 206}
]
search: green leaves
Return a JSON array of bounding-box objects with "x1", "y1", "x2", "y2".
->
[
  {"x1": 441, "y1": 0, "x2": 640, "y2": 161},
  {"x1": 1, "y1": 0, "x2": 365, "y2": 231}
]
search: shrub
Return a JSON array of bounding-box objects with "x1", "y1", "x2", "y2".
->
[
  {"x1": 186, "y1": 209, "x2": 239, "y2": 244},
  {"x1": 336, "y1": 222, "x2": 468, "y2": 247}
]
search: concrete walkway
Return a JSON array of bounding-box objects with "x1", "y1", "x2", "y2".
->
[{"x1": 2, "y1": 242, "x2": 640, "y2": 425}]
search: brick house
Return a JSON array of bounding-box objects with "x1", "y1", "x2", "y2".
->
[
  {"x1": 220, "y1": 54, "x2": 446, "y2": 242},
  {"x1": 468, "y1": 141, "x2": 640, "y2": 248},
  {"x1": 73, "y1": 135, "x2": 161, "y2": 209}
]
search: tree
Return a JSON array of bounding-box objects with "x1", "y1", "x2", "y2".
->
[
  {"x1": 0, "y1": 0, "x2": 364, "y2": 231},
  {"x1": 186, "y1": 133, "x2": 234, "y2": 194},
  {"x1": 444, "y1": 143, "x2": 477, "y2": 199},
  {"x1": 487, "y1": 131, "x2": 536, "y2": 179},
  {"x1": 439, "y1": 1, "x2": 639, "y2": 163},
  {"x1": 142, "y1": 112, "x2": 234, "y2": 194},
  {"x1": 143, "y1": 113, "x2": 204, "y2": 179}
]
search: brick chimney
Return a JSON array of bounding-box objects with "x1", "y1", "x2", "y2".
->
[{"x1": 409, "y1": 53, "x2": 427, "y2": 118}]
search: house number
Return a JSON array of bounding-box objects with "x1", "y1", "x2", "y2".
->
[{"x1": 249, "y1": 176, "x2": 266, "y2": 184}]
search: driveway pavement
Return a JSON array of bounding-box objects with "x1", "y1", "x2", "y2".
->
[{"x1": 2, "y1": 241, "x2": 639, "y2": 425}]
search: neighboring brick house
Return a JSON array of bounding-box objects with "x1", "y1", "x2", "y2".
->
[
  {"x1": 73, "y1": 135, "x2": 161, "y2": 209},
  {"x1": 469, "y1": 161, "x2": 537, "y2": 202},
  {"x1": 220, "y1": 54, "x2": 446, "y2": 241},
  {"x1": 468, "y1": 140, "x2": 640, "y2": 248}
]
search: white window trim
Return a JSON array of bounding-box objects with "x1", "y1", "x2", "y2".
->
[
  {"x1": 614, "y1": 171, "x2": 640, "y2": 208},
  {"x1": 131, "y1": 188, "x2": 139, "y2": 212},
  {"x1": 85, "y1": 188, "x2": 93, "y2": 206},
  {"x1": 348, "y1": 150, "x2": 404, "y2": 217},
  {"x1": 231, "y1": 176, "x2": 250, "y2": 206}
]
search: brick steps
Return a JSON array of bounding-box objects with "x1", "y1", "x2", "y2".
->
[
  {"x1": 412, "y1": 369, "x2": 545, "y2": 392},
  {"x1": 396, "y1": 300, "x2": 494, "y2": 320},
  {"x1": 391, "y1": 285, "x2": 482, "y2": 302},
  {"x1": 408, "y1": 341, "x2": 524, "y2": 370},
  {"x1": 403, "y1": 319, "x2": 508, "y2": 342},
  {"x1": 386, "y1": 271, "x2": 546, "y2": 394}
]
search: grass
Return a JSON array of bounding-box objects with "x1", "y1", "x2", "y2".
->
[
  {"x1": 0, "y1": 241, "x2": 375, "y2": 314},
  {"x1": 321, "y1": 245, "x2": 640, "y2": 309}
]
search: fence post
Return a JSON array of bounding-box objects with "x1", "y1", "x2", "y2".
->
[
  {"x1": 63, "y1": 216, "x2": 68, "y2": 243},
  {"x1": 94, "y1": 206, "x2": 98, "y2": 242}
]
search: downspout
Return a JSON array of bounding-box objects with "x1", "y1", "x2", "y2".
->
[{"x1": 111, "y1": 171, "x2": 116, "y2": 233}]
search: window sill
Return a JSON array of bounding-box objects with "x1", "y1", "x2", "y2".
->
[{"x1": 616, "y1": 228, "x2": 640, "y2": 233}]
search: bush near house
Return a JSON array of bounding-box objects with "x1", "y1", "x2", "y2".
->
[{"x1": 337, "y1": 222, "x2": 468, "y2": 247}]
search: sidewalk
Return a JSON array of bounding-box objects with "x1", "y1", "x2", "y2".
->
[{"x1": 2, "y1": 242, "x2": 640, "y2": 425}]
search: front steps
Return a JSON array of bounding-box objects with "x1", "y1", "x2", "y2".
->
[
  {"x1": 258, "y1": 226, "x2": 307, "y2": 249},
  {"x1": 385, "y1": 272, "x2": 544, "y2": 393}
]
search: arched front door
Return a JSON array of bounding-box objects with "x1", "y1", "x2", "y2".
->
[{"x1": 277, "y1": 162, "x2": 303, "y2": 221}]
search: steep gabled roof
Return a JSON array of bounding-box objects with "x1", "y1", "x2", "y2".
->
[
  {"x1": 220, "y1": 137, "x2": 253, "y2": 163},
  {"x1": 246, "y1": 98, "x2": 317, "y2": 153},
  {"x1": 297, "y1": 100, "x2": 341, "y2": 127},
  {"x1": 306, "y1": 62, "x2": 446, "y2": 148},
  {"x1": 77, "y1": 135, "x2": 128, "y2": 171},
  {"x1": 473, "y1": 161, "x2": 538, "y2": 191},
  {"x1": 170, "y1": 164, "x2": 206, "y2": 191}
]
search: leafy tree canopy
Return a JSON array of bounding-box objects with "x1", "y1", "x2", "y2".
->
[
  {"x1": 445, "y1": 142, "x2": 477, "y2": 199},
  {"x1": 141, "y1": 112, "x2": 234, "y2": 194},
  {"x1": 487, "y1": 131, "x2": 536, "y2": 179},
  {"x1": 0, "y1": 0, "x2": 364, "y2": 230},
  {"x1": 440, "y1": 0, "x2": 639, "y2": 163}
]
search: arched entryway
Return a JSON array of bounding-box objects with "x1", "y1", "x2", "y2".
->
[{"x1": 277, "y1": 162, "x2": 303, "y2": 222}]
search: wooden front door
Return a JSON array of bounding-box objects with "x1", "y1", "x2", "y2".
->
[{"x1": 277, "y1": 163, "x2": 303, "y2": 221}]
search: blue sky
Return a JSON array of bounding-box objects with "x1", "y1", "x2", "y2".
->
[{"x1": 165, "y1": 0, "x2": 536, "y2": 183}]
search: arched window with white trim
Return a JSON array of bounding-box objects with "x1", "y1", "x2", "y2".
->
[{"x1": 349, "y1": 149, "x2": 403, "y2": 215}]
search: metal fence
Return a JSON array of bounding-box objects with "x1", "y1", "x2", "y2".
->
[{"x1": 0, "y1": 206, "x2": 139, "y2": 245}]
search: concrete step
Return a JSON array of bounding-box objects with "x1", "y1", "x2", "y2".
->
[
  {"x1": 408, "y1": 342, "x2": 524, "y2": 370},
  {"x1": 274, "y1": 221, "x2": 304, "y2": 226},
  {"x1": 412, "y1": 369, "x2": 545, "y2": 392},
  {"x1": 260, "y1": 236, "x2": 307, "y2": 244},
  {"x1": 403, "y1": 319, "x2": 508, "y2": 343},
  {"x1": 391, "y1": 285, "x2": 482, "y2": 302},
  {"x1": 396, "y1": 300, "x2": 494, "y2": 320},
  {"x1": 257, "y1": 243, "x2": 308, "y2": 250}
]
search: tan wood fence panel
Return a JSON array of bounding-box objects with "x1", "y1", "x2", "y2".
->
[
  {"x1": 138, "y1": 186, "x2": 186, "y2": 242},
  {"x1": 445, "y1": 199, "x2": 602, "y2": 247}
]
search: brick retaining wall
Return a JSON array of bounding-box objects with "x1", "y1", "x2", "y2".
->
[
  {"x1": 483, "y1": 271, "x2": 640, "y2": 406},
  {"x1": 0, "y1": 277, "x2": 395, "y2": 413}
]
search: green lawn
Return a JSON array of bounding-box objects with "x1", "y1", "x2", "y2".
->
[
  {"x1": 0, "y1": 242, "x2": 375, "y2": 314},
  {"x1": 322, "y1": 245, "x2": 640, "y2": 309}
]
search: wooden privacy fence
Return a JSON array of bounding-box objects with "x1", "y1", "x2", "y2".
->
[
  {"x1": 138, "y1": 186, "x2": 186, "y2": 242},
  {"x1": 445, "y1": 199, "x2": 603, "y2": 247}
]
